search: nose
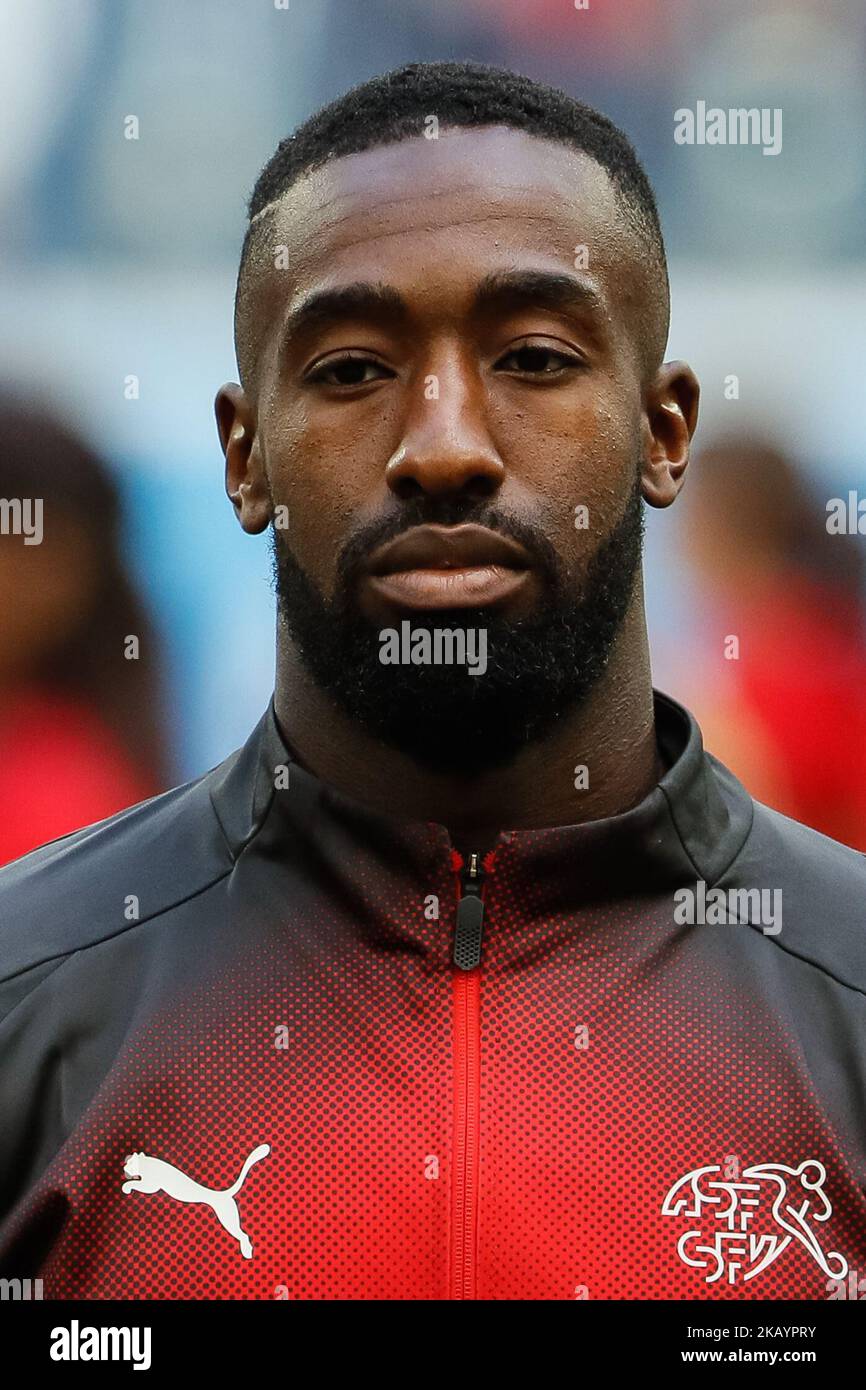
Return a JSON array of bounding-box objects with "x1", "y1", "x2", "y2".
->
[{"x1": 385, "y1": 356, "x2": 505, "y2": 500}]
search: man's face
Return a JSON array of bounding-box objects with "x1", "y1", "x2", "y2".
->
[{"x1": 220, "y1": 126, "x2": 693, "y2": 773}]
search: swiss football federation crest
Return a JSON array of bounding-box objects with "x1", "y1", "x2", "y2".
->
[{"x1": 661, "y1": 1160, "x2": 847, "y2": 1285}]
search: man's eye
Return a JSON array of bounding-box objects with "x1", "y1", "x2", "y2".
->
[
  {"x1": 307, "y1": 355, "x2": 391, "y2": 387},
  {"x1": 497, "y1": 345, "x2": 582, "y2": 375}
]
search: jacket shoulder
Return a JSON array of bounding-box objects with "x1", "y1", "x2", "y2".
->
[
  {"x1": 728, "y1": 792, "x2": 866, "y2": 989},
  {"x1": 0, "y1": 755, "x2": 243, "y2": 985},
  {"x1": 744, "y1": 795, "x2": 866, "y2": 885}
]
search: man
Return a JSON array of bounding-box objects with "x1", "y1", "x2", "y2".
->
[{"x1": 1, "y1": 62, "x2": 864, "y2": 1301}]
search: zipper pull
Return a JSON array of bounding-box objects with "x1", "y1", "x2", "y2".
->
[{"x1": 454, "y1": 851, "x2": 485, "y2": 971}]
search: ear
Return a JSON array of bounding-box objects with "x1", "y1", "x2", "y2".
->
[
  {"x1": 639, "y1": 360, "x2": 700, "y2": 509},
  {"x1": 214, "y1": 382, "x2": 272, "y2": 534}
]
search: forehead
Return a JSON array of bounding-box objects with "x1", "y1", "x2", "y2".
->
[{"x1": 252, "y1": 125, "x2": 645, "y2": 359}]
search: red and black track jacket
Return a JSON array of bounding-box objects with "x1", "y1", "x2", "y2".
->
[{"x1": 1, "y1": 691, "x2": 865, "y2": 1300}]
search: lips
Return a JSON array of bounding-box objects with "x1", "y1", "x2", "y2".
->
[
  {"x1": 363, "y1": 523, "x2": 535, "y2": 612},
  {"x1": 367, "y1": 524, "x2": 532, "y2": 577}
]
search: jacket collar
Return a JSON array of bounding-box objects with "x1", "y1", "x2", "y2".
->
[{"x1": 210, "y1": 689, "x2": 754, "y2": 908}]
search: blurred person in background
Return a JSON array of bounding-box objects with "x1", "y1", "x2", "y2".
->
[
  {"x1": 0, "y1": 393, "x2": 172, "y2": 864},
  {"x1": 676, "y1": 437, "x2": 866, "y2": 850}
]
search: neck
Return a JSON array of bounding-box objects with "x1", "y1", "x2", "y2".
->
[{"x1": 273, "y1": 588, "x2": 661, "y2": 845}]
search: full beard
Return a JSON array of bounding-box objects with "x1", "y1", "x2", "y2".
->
[{"x1": 272, "y1": 477, "x2": 644, "y2": 776}]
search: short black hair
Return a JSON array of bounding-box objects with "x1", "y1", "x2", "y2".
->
[{"x1": 234, "y1": 60, "x2": 669, "y2": 389}]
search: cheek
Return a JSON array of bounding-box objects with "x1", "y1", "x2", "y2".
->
[
  {"x1": 499, "y1": 389, "x2": 641, "y2": 554},
  {"x1": 264, "y1": 419, "x2": 378, "y2": 598}
]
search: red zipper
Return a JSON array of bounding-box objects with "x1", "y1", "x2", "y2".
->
[
  {"x1": 449, "y1": 848, "x2": 496, "y2": 1300},
  {"x1": 451, "y1": 966, "x2": 480, "y2": 1298}
]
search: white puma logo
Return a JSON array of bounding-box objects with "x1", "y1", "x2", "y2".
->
[{"x1": 121, "y1": 1143, "x2": 270, "y2": 1259}]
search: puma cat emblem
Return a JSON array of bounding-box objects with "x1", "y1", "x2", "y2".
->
[{"x1": 121, "y1": 1143, "x2": 270, "y2": 1258}]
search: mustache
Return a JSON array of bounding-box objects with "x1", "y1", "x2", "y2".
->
[{"x1": 332, "y1": 497, "x2": 564, "y2": 599}]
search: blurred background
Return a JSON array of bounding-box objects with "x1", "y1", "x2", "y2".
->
[{"x1": 0, "y1": 0, "x2": 864, "y2": 861}]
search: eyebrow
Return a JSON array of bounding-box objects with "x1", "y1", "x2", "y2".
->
[
  {"x1": 280, "y1": 282, "x2": 408, "y2": 343},
  {"x1": 279, "y1": 268, "x2": 607, "y2": 345},
  {"x1": 474, "y1": 268, "x2": 607, "y2": 321}
]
